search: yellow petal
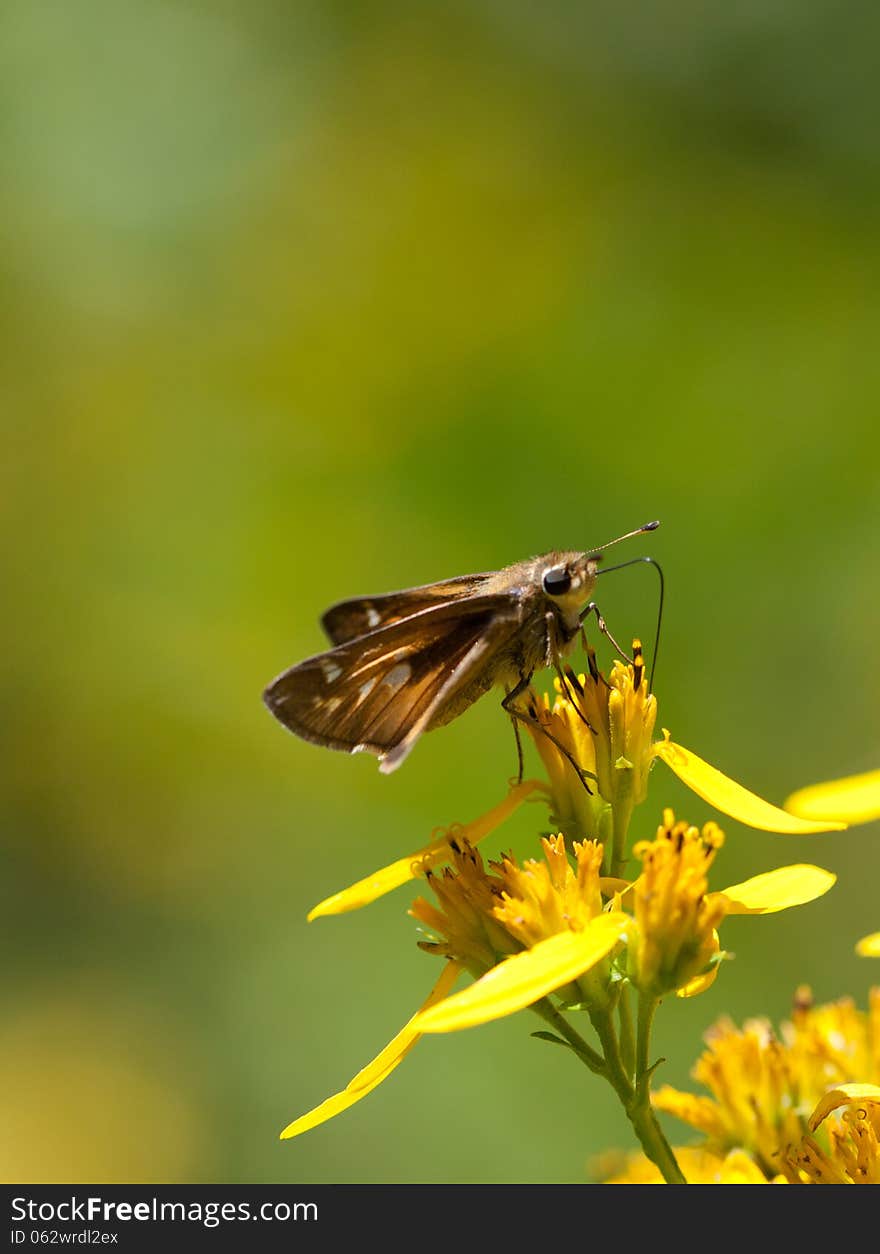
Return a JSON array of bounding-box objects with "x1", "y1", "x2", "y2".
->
[
  {"x1": 674, "y1": 930, "x2": 722, "y2": 1000},
  {"x1": 413, "y1": 914, "x2": 629, "y2": 1034},
  {"x1": 676, "y1": 964, "x2": 719, "y2": 998},
  {"x1": 715, "y1": 864, "x2": 836, "y2": 915},
  {"x1": 654, "y1": 736, "x2": 846, "y2": 833},
  {"x1": 308, "y1": 780, "x2": 545, "y2": 919},
  {"x1": 785, "y1": 769, "x2": 880, "y2": 825},
  {"x1": 856, "y1": 932, "x2": 880, "y2": 957},
  {"x1": 652, "y1": 1086, "x2": 727, "y2": 1139},
  {"x1": 279, "y1": 962, "x2": 461, "y2": 1139},
  {"x1": 808, "y1": 1083, "x2": 880, "y2": 1132}
]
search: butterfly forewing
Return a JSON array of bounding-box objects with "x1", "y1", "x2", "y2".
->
[
  {"x1": 321, "y1": 574, "x2": 493, "y2": 645},
  {"x1": 264, "y1": 596, "x2": 518, "y2": 768}
]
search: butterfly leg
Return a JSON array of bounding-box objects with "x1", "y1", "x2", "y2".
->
[
  {"x1": 579, "y1": 602, "x2": 635, "y2": 666},
  {"x1": 502, "y1": 671, "x2": 533, "y2": 785},
  {"x1": 501, "y1": 677, "x2": 596, "y2": 795},
  {"x1": 504, "y1": 684, "x2": 526, "y2": 784}
]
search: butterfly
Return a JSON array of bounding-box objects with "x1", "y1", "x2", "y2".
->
[{"x1": 263, "y1": 522, "x2": 659, "y2": 774}]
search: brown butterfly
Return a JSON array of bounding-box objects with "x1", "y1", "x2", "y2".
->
[{"x1": 263, "y1": 522, "x2": 659, "y2": 775}]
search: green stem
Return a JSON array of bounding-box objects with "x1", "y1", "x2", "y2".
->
[
  {"x1": 532, "y1": 1000, "x2": 606, "y2": 1076},
  {"x1": 589, "y1": 1008, "x2": 633, "y2": 1106},
  {"x1": 536, "y1": 1000, "x2": 686, "y2": 1183},
  {"x1": 627, "y1": 1099, "x2": 687, "y2": 1184},
  {"x1": 618, "y1": 984, "x2": 636, "y2": 1078},
  {"x1": 636, "y1": 994, "x2": 657, "y2": 1082},
  {"x1": 588, "y1": 1002, "x2": 686, "y2": 1185},
  {"x1": 609, "y1": 797, "x2": 634, "y2": 880},
  {"x1": 631, "y1": 994, "x2": 687, "y2": 1184}
]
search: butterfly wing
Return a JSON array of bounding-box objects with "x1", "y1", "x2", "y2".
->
[
  {"x1": 264, "y1": 597, "x2": 519, "y2": 770},
  {"x1": 321, "y1": 574, "x2": 494, "y2": 645}
]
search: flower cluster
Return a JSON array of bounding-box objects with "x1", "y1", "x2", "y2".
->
[
  {"x1": 403, "y1": 809, "x2": 831, "y2": 1041},
  {"x1": 281, "y1": 649, "x2": 842, "y2": 1163},
  {"x1": 605, "y1": 988, "x2": 880, "y2": 1183}
]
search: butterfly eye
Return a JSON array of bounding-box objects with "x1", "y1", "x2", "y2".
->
[{"x1": 542, "y1": 566, "x2": 572, "y2": 596}]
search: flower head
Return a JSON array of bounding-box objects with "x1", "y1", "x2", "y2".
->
[
  {"x1": 412, "y1": 834, "x2": 620, "y2": 1015},
  {"x1": 524, "y1": 643, "x2": 656, "y2": 839},
  {"x1": 627, "y1": 810, "x2": 727, "y2": 998},
  {"x1": 608, "y1": 1091, "x2": 880, "y2": 1185},
  {"x1": 645, "y1": 988, "x2": 880, "y2": 1179},
  {"x1": 410, "y1": 841, "x2": 519, "y2": 974},
  {"x1": 785, "y1": 1092, "x2": 880, "y2": 1184}
]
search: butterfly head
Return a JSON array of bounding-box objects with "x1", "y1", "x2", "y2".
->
[{"x1": 540, "y1": 552, "x2": 602, "y2": 612}]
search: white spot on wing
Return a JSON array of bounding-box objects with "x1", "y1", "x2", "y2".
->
[
  {"x1": 382, "y1": 661, "x2": 411, "y2": 691},
  {"x1": 366, "y1": 605, "x2": 381, "y2": 628},
  {"x1": 358, "y1": 676, "x2": 378, "y2": 701},
  {"x1": 349, "y1": 642, "x2": 414, "y2": 681},
  {"x1": 320, "y1": 658, "x2": 343, "y2": 684}
]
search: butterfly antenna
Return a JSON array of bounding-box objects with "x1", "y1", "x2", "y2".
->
[
  {"x1": 596, "y1": 556, "x2": 665, "y2": 692},
  {"x1": 592, "y1": 519, "x2": 659, "y2": 554}
]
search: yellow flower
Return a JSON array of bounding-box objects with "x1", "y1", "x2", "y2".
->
[
  {"x1": 528, "y1": 650, "x2": 845, "y2": 844},
  {"x1": 623, "y1": 813, "x2": 837, "y2": 1000},
  {"x1": 525, "y1": 644, "x2": 656, "y2": 841},
  {"x1": 626, "y1": 812, "x2": 727, "y2": 999},
  {"x1": 524, "y1": 685, "x2": 608, "y2": 845},
  {"x1": 782, "y1": 1085, "x2": 880, "y2": 1183},
  {"x1": 858, "y1": 933, "x2": 880, "y2": 957},
  {"x1": 279, "y1": 832, "x2": 837, "y2": 1148},
  {"x1": 282, "y1": 807, "x2": 835, "y2": 1141},
  {"x1": 410, "y1": 840, "x2": 523, "y2": 974},
  {"x1": 650, "y1": 988, "x2": 880, "y2": 1178},
  {"x1": 654, "y1": 1020, "x2": 804, "y2": 1173},
  {"x1": 609, "y1": 1089, "x2": 880, "y2": 1185},
  {"x1": 414, "y1": 815, "x2": 834, "y2": 1034},
  {"x1": 785, "y1": 768, "x2": 880, "y2": 826},
  {"x1": 412, "y1": 835, "x2": 625, "y2": 1018},
  {"x1": 784, "y1": 986, "x2": 880, "y2": 1087}
]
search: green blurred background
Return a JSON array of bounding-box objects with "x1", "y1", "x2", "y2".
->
[{"x1": 3, "y1": 1, "x2": 879, "y2": 1183}]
